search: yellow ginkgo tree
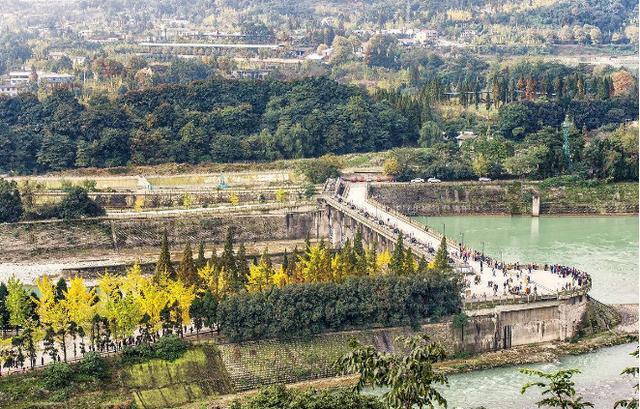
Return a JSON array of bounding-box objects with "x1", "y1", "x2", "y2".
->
[
  {"x1": 64, "y1": 277, "x2": 96, "y2": 356},
  {"x1": 34, "y1": 276, "x2": 71, "y2": 361}
]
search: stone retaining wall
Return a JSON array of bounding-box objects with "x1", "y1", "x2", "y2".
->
[
  {"x1": 370, "y1": 182, "x2": 638, "y2": 216},
  {"x1": 0, "y1": 210, "x2": 317, "y2": 262}
]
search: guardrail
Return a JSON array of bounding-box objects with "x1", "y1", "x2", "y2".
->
[{"x1": 464, "y1": 280, "x2": 592, "y2": 310}]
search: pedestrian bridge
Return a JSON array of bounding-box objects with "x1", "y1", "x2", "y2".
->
[{"x1": 318, "y1": 179, "x2": 591, "y2": 305}]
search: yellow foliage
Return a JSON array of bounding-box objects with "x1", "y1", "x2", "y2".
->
[
  {"x1": 275, "y1": 188, "x2": 287, "y2": 203},
  {"x1": 138, "y1": 281, "x2": 168, "y2": 332},
  {"x1": 246, "y1": 257, "x2": 273, "y2": 293},
  {"x1": 376, "y1": 249, "x2": 392, "y2": 274},
  {"x1": 167, "y1": 280, "x2": 197, "y2": 324},
  {"x1": 297, "y1": 244, "x2": 332, "y2": 283},
  {"x1": 134, "y1": 196, "x2": 145, "y2": 212},
  {"x1": 64, "y1": 276, "x2": 96, "y2": 334},
  {"x1": 271, "y1": 266, "x2": 289, "y2": 288},
  {"x1": 229, "y1": 192, "x2": 239, "y2": 206},
  {"x1": 446, "y1": 9, "x2": 472, "y2": 21},
  {"x1": 182, "y1": 192, "x2": 192, "y2": 209}
]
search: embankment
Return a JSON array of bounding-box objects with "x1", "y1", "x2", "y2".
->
[
  {"x1": 0, "y1": 208, "x2": 318, "y2": 263},
  {"x1": 370, "y1": 181, "x2": 638, "y2": 216}
]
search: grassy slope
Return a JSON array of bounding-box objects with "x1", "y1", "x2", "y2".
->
[{"x1": 0, "y1": 344, "x2": 232, "y2": 409}]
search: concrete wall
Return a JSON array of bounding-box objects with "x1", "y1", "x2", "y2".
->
[
  {"x1": 33, "y1": 188, "x2": 307, "y2": 210},
  {"x1": 0, "y1": 210, "x2": 319, "y2": 262},
  {"x1": 370, "y1": 182, "x2": 639, "y2": 216},
  {"x1": 217, "y1": 295, "x2": 590, "y2": 391}
]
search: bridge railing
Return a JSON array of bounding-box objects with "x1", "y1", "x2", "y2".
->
[{"x1": 464, "y1": 279, "x2": 592, "y2": 310}]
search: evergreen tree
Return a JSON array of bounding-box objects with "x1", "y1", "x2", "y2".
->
[
  {"x1": 353, "y1": 230, "x2": 368, "y2": 276},
  {"x1": 195, "y1": 241, "x2": 206, "y2": 269},
  {"x1": 236, "y1": 243, "x2": 250, "y2": 286},
  {"x1": 155, "y1": 230, "x2": 175, "y2": 281},
  {"x1": 432, "y1": 236, "x2": 452, "y2": 273},
  {"x1": 282, "y1": 249, "x2": 289, "y2": 272},
  {"x1": 220, "y1": 227, "x2": 237, "y2": 276},
  {"x1": 389, "y1": 234, "x2": 405, "y2": 275},
  {"x1": 403, "y1": 248, "x2": 416, "y2": 275},
  {"x1": 177, "y1": 242, "x2": 197, "y2": 285},
  {"x1": 221, "y1": 227, "x2": 243, "y2": 291},
  {"x1": 0, "y1": 282, "x2": 8, "y2": 335},
  {"x1": 208, "y1": 245, "x2": 218, "y2": 268},
  {"x1": 417, "y1": 255, "x2": 428, "y2": 273},
  {"x1": 287, "y1": 246, "x2": 300, "y2": 277},
  {"x1": 54, "y1": 278, "x2": 67, "y2": 302}
]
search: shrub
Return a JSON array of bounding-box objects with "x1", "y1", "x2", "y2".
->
[
  {"x1": 153, "y1": 335, "x2": 187, "y2": 361},
  {"x1": 121, "y1": 335, "x2": 187, "y2": 363},
  {"x1": 41, "y1": 362, "x2": 73, "y2": 389},
  {"x1": 77, "y1": 352, "x2": 110, "y2": 381},
  {"x1": 122, "y1": 342, "x2": 155, "y2": 364},
  {"x1": 0, "y1": 178, "x2": 23, "y2": 223},
  {"x1": 237, "y1": 385, "x2": 383, "y2": 409}
]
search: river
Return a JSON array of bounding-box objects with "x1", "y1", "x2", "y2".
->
[
  {"x1": 443, "y1": 342, "x2": 637, "y2": 408},
  {"x1": 369, "y1": 342, "x2": 637, "y2": 408},
  {"x1": 412, "y1": 215, "x2": 639, "y2": 304},
  {"x1": 407, "y1": 215, "x2": 638, "y2": 408}
]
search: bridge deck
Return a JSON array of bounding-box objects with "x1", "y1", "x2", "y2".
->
[{"x1": 325, "y1": 182, "x2": 590, "y2": 303}]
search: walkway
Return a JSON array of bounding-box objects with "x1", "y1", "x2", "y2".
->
[{"x1": 333, "y1": 182, "x2": 590, "y2": 301}]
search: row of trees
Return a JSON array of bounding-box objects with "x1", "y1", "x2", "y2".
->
[
  {"x1": 0, "y1": 179, "x2": 105, "y2": 223},
  {"x1": 0, "y1": 227, "x2": 458, "y2": 369}
]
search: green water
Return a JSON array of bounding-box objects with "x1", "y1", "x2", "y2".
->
[
  {"x1": 369, "y1": 342, "x2": 638, "y2": 408},
  {"x1": 413, "y1": 215, "x2": 639, "y2": 304}
]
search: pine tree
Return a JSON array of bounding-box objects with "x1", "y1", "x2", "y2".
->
[
  {"x1": 390, "y1": 234, "x2": 405, "y2": 275},
  {"x1": 220, "y1": 227, "x2": 238, "y2": 288},
  {"x1": 155, "y1": 230, "x2": 175, "y2": 281},
  {"x1": 432, "y1": 236, "x2": 452, "y2": 273},
  {"x1": 177, "y1": 242, "x2": 197, "y2": 286},
  {"x1": 236, "y1": 243, "x2": 250, "y2": 286},
  {"x1": 0, "y1": 282, "x2": 9, "y2": 335},
  {"x1": 282, "y1": 249, "x2": 289, "y2": 272},
  {"x1": 196, "y1": 241, "x2": 206, "y2": 269},
  {"x1": 403, "y1": 248, "x2": 416, "y2": 275},
  {"x1": 417, "y1": 255, "x2": 428, "y2": 274},
  {"x1": 55, "y1": 278, "x2": 67, "y2": 302},
  {"x1": 208, "y1": 245, "x2": 218, "y2": 268}
]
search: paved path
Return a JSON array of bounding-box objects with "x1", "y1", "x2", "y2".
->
[{"x1": 340, "y1": 183, "x2": 588, "y2": 300}]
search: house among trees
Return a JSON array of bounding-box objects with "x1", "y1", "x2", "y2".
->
[{"x1": 456, "y1": 130, "x2": 478, "y2": 146}]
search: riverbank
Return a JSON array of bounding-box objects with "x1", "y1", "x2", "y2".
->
[
  {"x1": 183, "y1": 303, "x2": 638, "y2": 409},
  {"x1": 371, "y1": 181, "x2": 639, "y2": 216}
]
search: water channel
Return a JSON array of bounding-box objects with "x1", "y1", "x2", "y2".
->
[{"x1": 407, "y1": 215, "x2": 639, "y2": 408}]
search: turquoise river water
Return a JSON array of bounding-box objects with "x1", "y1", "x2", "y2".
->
[
  {"x1": 406, "y1": 215, "x2": 639, "y2": 408},
  {"x1": 370, "y1": 342, "x2": 637, "y2": 408},
  {"x1": 413, "y1": 215, "x2": 639, "y2": 304}
]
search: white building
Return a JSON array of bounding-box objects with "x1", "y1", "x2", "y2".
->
[
  {"x1": 456, "y1": 131, "x2": 478, "y2": 146},
  {"x1": 0, "y1": 83, "x2": 21, "y2": 97},
  {"x1": 415, "y1": 29, "x2": 438, "y2": 44}
]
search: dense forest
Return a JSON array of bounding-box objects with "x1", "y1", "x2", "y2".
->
[{"x1": 0, "y1": 59, "x2": 637, "y2": 179}]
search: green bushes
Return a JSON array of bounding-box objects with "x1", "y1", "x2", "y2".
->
[
  {"x1": 122, "y1": 335, "x2": 187, "y2": 363},
  {"x1": 77, "y1": 352, "x2": 110, "y2": 381},
  {"x1": 231, "y1": 384, "x2": 383, "y2": 409},
  {"x1": 217, "y1": 275, "x2": 461, "y2": 342},
  {"x1": 42, "y1": 353, "x2": 110, "y2": 389},
  {"x1": 41, "y1": 361, "x2": 74, "y2": 389}
]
